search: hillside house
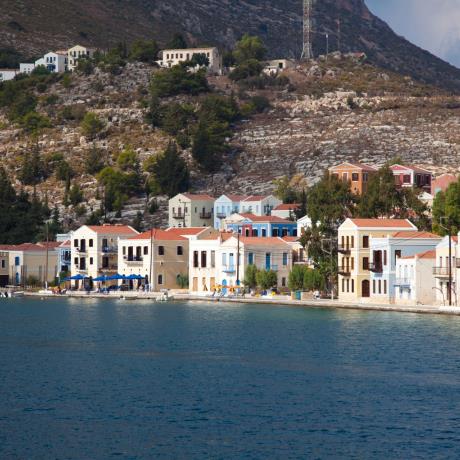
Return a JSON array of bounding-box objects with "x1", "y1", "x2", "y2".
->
[
  {"x1": 329, "y1": 162, "x2": 378, "y2": 195},
  {"x1": 224, "y1": 213, "x2": 297, "y2": 237},
  {"x1": 390, "y1": 164, "x2": 432, "y2": 193},
  {"x1": 157, "y1": 47, "x2": 222, "y2": 74},
  {"x1": 168, "y1": 193, "x2": 215, "y2": 228},
  {"x1": 0, "y1": 69, "x2": 18, "y2": 82},
  {"x1": 68, "y1": 45, "x2": 96, "y2": 71}
]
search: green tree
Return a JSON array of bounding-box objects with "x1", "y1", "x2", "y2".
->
[
  {"x1": 303, "y1": 268, "x2": 325, "y2": 292},
  {"x1": 432, "y1": 179, "x2": 460, "y2": 235},
  {"x1": 233, "y1": 34, "x2": 266, "y2": 64},
  {"x1": 167, "y1": 33, "x2": 187, "y2": 49},
  {"x1": 129, "y1": 39, "x2": 159, "y2": 63},
  {"x1": 144, "y1": 142, "x2": 189, "y2": 197},
  {"x1": 19, "y1": 150, "x2": 46, "y2": 185},
  {"x1": 244, "y1": 264, "x2": 258, "y2": 289},
  {"x1": 69, "y1": 184, "x2": 83, "y2": 206},
  {"x1": 131, "y1": 211, "x2": 144, "y2": 232},
  {"x1": 20, "y1": 111, "x2": 51, "y2": 133},
  {"x1": 288, "y1": 265, "x2": 306, "y2": 291},
  {"x1": 85, "y1": 145, "x2": 106, "y2": 174},
  {"x1": 256, "y1": 269, "x2": 278, "y2": 290},
  {"x1": 150, "y1": 65, "x2": 209, "y2": 97},
  {"x1": 80, "y1": 112, "x2": 106, "y2": 139}
]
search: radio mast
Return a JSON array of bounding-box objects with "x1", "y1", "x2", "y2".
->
[{"x1": 301, "y1": 0, "x2": 313, "y2": 60}]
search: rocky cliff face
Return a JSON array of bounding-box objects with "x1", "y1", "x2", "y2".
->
[{"x1": 2, "y1": 0, "x2": 460, "y2": 91}]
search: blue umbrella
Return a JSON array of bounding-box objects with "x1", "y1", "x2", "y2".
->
[
  {"x1": 107, "y1": 274, "x2": 125, "y2": 281},
  {"x1": 94, "y1": 275, "x2": 110, "y2": 282},
  {"x1": 126, "y1": 274, "x2": 144, "y2": 280},
  {"x1": 65, "y1": 274, "x2": 86, "y2": 281}
]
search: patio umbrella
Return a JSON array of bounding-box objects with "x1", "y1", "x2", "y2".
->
[
  {"x1": 65, "y1": 274, "x2": 86, "y2": 281},
  {"x1": 107, "y1": 274, "x2": 126, "y2": 281},
  {"x1": 126, "y1": 274, "x2": 144, "y2": 280},
  {"x1": 93, "y1": 275, "x2": 110, "y2": 282}
]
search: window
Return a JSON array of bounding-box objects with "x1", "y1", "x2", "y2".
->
[
  {"x1": 211, "y1": 251, "x2": 215, "y2": 268},
  {"x1": 74, "y1": 257, "x2": 78, "y2": 265},
  {"x1": 352, "y1": 173, "x2": 359, "y2": 182},
  {"x1": 373, "y1": 279, "x2": 376, "y2": 293},
  {"x1": 346, "y1": 279, "x2": 350, "y2": 292},
  {"x1": 89, "y1": 239, "x2": 93, "y2": 247},
  {"x1": 248, "y1": 253, "x2": 254, "y2": 265},
  {"x1": 74, "y1": 239, "x2": 78, "y2": 247},
  {"x1": 363, "y1": 257, "x2": 369, "y2": 270},
  {"x1": 144, "y1": 246, "x2": 148, "y2": 255},
  {"x1": 342, "y1": 278, "x2": 345, "y2": 292},
  {"x1": 282, "y1": 253, "x2": 288, "y2": 266},
  {"x1": 363, "y1": 236, "x2": 369, "y2": 248},
  {"x1": 158, "y1": 274, "x2": 163, "y2": 285},
  {"x1": 222, "y1": 253, "x2": 227, "y2": 266},
  {"x1": 384, "y1": 280, "x2": 387, "y2": 295},
  {"x1": 252, "y1": 229, "x2": 258, "y2": 237},
  {"x1": 378, "y1": 280, "x2": 381, "y2": 294},
  {"x1": 351, "y1": 279, "x2": 355, "y2": 293},
  {"x1": 177, "y1": 246, "x2": 183, "y2": 256},
  {"x1": 122, "y1": 246, "x2": 126, "y2": 255},
  {"x1": 383, "y1": 251, "x2": 387, "y2": 266},
  {"x1": 1, "y1": 260, "x2": 4, "y2": 269},
  {"x1": 15, "y1": 257, "x2": 20, "y2": 266},
  {"x1": 403, "y1": 174, "x2": 411, "y2": 184},
  {"x1": 351, "y1": 236, "x2": 354, "y2": 248},
  {"x1": 351, "y1": 257, "x2": 354, "y2": 270},
  {"x1": 89, "y1": 257, "x2": 93, "y2": 265},
  {"x1": 395, "y1": 250, "x2": 401, "y2": 261},
  {"x1": 201, "y1": 251, "x2": 207, "y2": 268},
  {"x1": 282, "y1": 277, "x2": 286, "y2": 287},
  {"x1": 158, "y1": 246, "x2": 164, "y2": 256},
  {"x1": 193, "y1": 251, "x2": 199, "y2": 268}
]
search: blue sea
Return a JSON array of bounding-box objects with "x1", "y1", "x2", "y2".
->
[{"x1": 1, "y1": 298, "x2": 460, "y2": 459}]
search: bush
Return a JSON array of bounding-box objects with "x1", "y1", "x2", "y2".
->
[
  {"x1": 229, "y1": 59, "x2": 263, "y2": 81},
  {"x1": 20, "y1": 111, "x2": 51, "y2": 133},
  {"x1": 256, "y1": 269, "x2": 278, "y2": 290},
  {"x1": 288, "y1": 265, "x2": 306, "y2": 291},
  {"x1": 176, "y1": 274, "x2": 189, "y2": 289},
  {"x1": 85, "y1": 146, "x2": 106, "y2": 174},
  {"x1": 60, "y1": 104, "x2": 86, "y2": 121},
  {"x1": 69, "y1": 184, "x2": 84, "y2": 205},
  {"x1": 129, "y1": 39, "x2": 159, "y2": 64},
  {"x1": 150, "y1": 64, "x2": 209, "y2": 97},
  {"x1": 244, "y1": 264, "x2": 258, "y2": 289},
  {"x1": 80, "y1": 112, "x2": 105, "y2": 139}
]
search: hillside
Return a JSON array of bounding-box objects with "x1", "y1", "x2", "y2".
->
[
  {"x1": 1, "y1": 0, "x2": 460, "y2": 92},
  {"x1": 0, "y1": 53, "x2": 459, "y2": 230}
]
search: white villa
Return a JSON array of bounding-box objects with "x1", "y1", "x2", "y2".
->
[{"x1": 157, "y1": 47, "x2": 222, "y2": 74}]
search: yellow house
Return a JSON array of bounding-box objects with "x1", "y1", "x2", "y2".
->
[
  {"x1": 67, "y1": 45, "x2": 96, "y2": 71},
  {"x1": 338, "y1": 218, "x2": 417, "y2": 301}
]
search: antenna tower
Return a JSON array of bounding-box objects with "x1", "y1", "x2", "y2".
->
[{"x1": 301, "y1": 0, "x2": 313, "y2": 60}]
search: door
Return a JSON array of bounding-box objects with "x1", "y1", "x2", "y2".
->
[
  {"x1": 192, "y1": 277, "x2": 198, "y2": 292},
  {"x1": 362, "y1": 280, "x2": 370, "y2": 298}
]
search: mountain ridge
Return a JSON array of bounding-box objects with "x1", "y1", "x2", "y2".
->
[{"x1": 1, "y1": 0, "x2": 460, "y2": 91}]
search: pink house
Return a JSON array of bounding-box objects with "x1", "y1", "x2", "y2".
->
[
  {"x1": 431, "y1": 173, "x2": 457, "y2": 195},
  {"x1": 390, "y1": 164, "x2": 432, "y2": 193}
]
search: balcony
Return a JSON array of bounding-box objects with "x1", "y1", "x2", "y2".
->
[
  {"x1": 338, "y1": 268, "x2": 351, "y2": 277},
  {"x1": 368, "y1": 263, "x2": 383, "y2": 273},
  {"x1": 216, "y1": 212, "x2": 227, "y2": 219},
  {"x1": 172, "y1": 212, "x2": 186, "y2": 220},
  {"x1": 222, "y1": 265, "x2": 236, "y2": 274},
  {"x1": 433, "y1": 267, "x2": 451, "y2": 277},
  {"x1": 76, "y1": 267, "x2": 87, "y2": 273},
  {"x1": 100, "y1": 265, "x2": 117, "y2": 272},
  {"x1": 124, "y1": 256, "x2": 143, "y2": 264},
  {"x1": 338, "y1": 245, "x2": 352, "y2": 254},
  {"x1": 102, "y1": 246, "x2": 117, "y2": 254},
  {"x1": 75, "y1": 247, "x2": 87, "y2": 254},
  {"x1": 199, "y1": 211, "x2": 212, "y2": 219},
  {"x1": 394, "y1": 278, "x2": 411, "y2": 287}
]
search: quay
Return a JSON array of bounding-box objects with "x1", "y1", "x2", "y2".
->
[{"x1": 25, "y1": 291, "x2": 460, "y2": 316}]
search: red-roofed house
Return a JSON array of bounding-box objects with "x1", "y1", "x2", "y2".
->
[
  {"x1": 329, "y1": 162, "x2": 378, "y2": 195},
  {"x1": 271, "y1": 203, "x2": 300, "y2": 220},
  {"x1": 223, "y1": 213, "x2": 298, "y2": 237},
  {"x1": 395, "y1": 249, "x2": 437, "y2": 305},
  {"x1": 71, "y1": 224, "x2": 138, "y2": 285},
  {"x1": 119, "y1": 227, "x2": 216, "y2": 291},
  {"x1": 240, "y1": 195, "x2": 282, "y2": 216},
  {"x1": 431, "y1": 173, "x2": 457, "y2": 196},
  {"x1": 434, "y1": 235, "x2": 459, "y2": 305},
  {"x1": 169, "y1": 193, "x2": 215, "y2": 228},
  {"x1": 390, "y1": 164, "x2": 433, "y2": 193}
]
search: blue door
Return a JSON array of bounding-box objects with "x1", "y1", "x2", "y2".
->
[{"x1": 265, "y1": 253, "x2": 271, "y2": 270}]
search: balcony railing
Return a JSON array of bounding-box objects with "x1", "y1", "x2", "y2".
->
[
  {"x1": 172, "y1": 212, "x2": 186, "y2": 219},
  {"x1": 338, "y1": 268, "x2": 351, "y2": 277},
  {"x1": 124, "y1": 256, "x2": 143, "y2": 263},
  {"x1": 102, "y1": 246, "x2": 117, "y2": 254},
  {"x1": 100, "y1": 265, "x2": 117, "y2": 272},
  {"x1": 394, "y1": 278, "x2": 411, "y2": 287},
  {"x1": 338, "y1": 245, "x2": 352, "y2": 254},
  {"x1": 222, "y1": 265, "x2": 236, "y2": 274},
  {"x1": 76, "y1": 267, "x2": 87, "y2": 272},
  {"x1": 75, "y1": 247, "x2": 87, "y2": 254},
  {"x1": 199, "y1": 211, "x2": 212, "y2": 219},
  {"x1": 368, "y1": 263, "x2": 383, "y2": 273},
  {"x1": 433, "y1": 267, "x2": 451, "y2": 277},
  {"x1": 216, "y1": 212, "x2": 227, "y2": 219}
]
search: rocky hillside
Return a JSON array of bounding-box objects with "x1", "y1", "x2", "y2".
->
[
  {"x1": 1, "y1": 0, "x2": 460, "y2": 92},
  {"x1": 0, "y1": 54, "x2": 459, "y2": 229}
]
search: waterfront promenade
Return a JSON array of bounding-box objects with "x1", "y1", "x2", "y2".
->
[{"x1": 27, "y1": 290, "x2": 460, "y2": 316}]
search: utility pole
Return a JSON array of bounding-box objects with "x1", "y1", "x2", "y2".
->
[
  {"x1": 440, "y1": 217, "x2": 453, "y2": 306},
  {"x1": 236, "y1": 232, "x2": 241, "y2": 291},
  {"x1": 149, "y1": 227, "x2": 154, "y2": 292},
  {"x1": 301, "y1": 0, "x2": 313, "y2": 60},
  {"x1": 44, "y1": 221, "x2": 49, "y2": 290}
]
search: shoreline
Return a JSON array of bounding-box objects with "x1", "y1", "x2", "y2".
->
[{"x1": 24, "y1": 291, "x2": 460, "y2": 316}]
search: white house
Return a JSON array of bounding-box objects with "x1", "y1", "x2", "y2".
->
[
  {"x1": 19, "y1": 63, "x2": 35, "y2": 74},
  {"x1": 71, "y1": 225, "x2": 138, "y2": 285},
  {"x1": 395, "y1": 249, "x2": 437, "y2": 305},
  {"x1": 271, "y1": 203, "x2": 300, "y2": 220},
  {"x1": 262, "y1": 59, "x2": 294, "y2": 76},
  {"x1": 0, "y1": 69, "x2": 18, "y2": 82},
  {"x1": 297, "y1": 215, "x2": 313, "y2": 236},
  {"x1": 434, "y1": 235, "x2": 458, "y2": 305},
  {"x1": 40, "y1": 51, "x2": 68, "y2": 73},
  {"x1": 157, "y1": 47, "x2": 222, "y2": 74},
  {"x1": 213, "y1": 194, "x2": 247, "y2": 229},
  {"x1": 239, "y1": 195, "x2": 282, "y2": 216},
  {"x1": 68, "y1": 45, "x2": 96, "y2": 71}
]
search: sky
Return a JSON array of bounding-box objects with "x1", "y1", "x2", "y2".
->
[{"x1": 366, "y1": 0, "x2": 460, "y2": 68}]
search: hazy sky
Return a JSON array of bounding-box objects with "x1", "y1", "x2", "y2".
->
[{"x1": 366, "y1": 0, "x2": 460, "y2": 68}]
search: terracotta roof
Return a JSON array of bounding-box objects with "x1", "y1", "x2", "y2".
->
[
  {"x1": 165, "y1": 227, "x2": 208, "y2": 235},
  {"x1": 242, "y1": 195, "x2": 268, "y2": 202},
  {"x1": 282, "y1": 236, "x2": 300, "y2": 242},
  {"x1": 238, "y1": 213, "x2": 291, "y2": 223},
  {"x1": 349, "y1": 218, "x2": 416, "y2": 229},
  {"x1": 129, "y1": 229, "x2": 187, "y2": 241},
  {"x1": 330, "y1": 162, "x2": 377, "y2": 172},
  {"x1": 59, "y1": 240, "x2": 71, "y2": 247},
  {"x1": 400, "y1": 249, "x2": 437, "y2": 260},
  {"x1": 391, "y1": 231, "x2": 441, "y2": 239},
  {"x1": 239, "y1": 237, "x2": 291, "y2": 246},
  {"x1": 390, "y1": 164, "x2": 432, "y2": 174},
  {"x1": 37, "y1": 241, "x2": 62, "y2": 249},
  {"x1": 201, "y1": 231, "x2": 234, "y2": 241},
  {"x1": 87, "y1": 225, "x2": 137, "y2": 235},
  {"x1": 220, "y1": 194, "x2": 247, "y2": 201},
  {"x1": 274, "y1": 203, "x2": 300, "y2": 211},
  {"x1": 181, "y1": 193, "x2": 214, "y2": 201}
]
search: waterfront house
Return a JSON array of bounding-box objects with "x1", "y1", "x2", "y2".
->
[
  {"x1": 431, "y1": 173, "x2": 457, "y2": 196},
  {"x1": 0, "y1": 243, "x2": 60, "y2": 286},
  {"x1": 157, "y1": 47, "x2": 222, "y2": 74},
  {"x1": 240, "y1": 195, "x2": 282, "y2": 216},
  {"x1": 213, "y1": 194, "x2": 246, "y2": 229},
  {"x1": 57, "y1": 239, "x2": 71, "y2": 274},
  {"x1": 0, "y1": 251, "x2": 9, "y2": 287},
  {"x1": 224, "y1": 213, "x2": 298, "y2": 237},
  {"x1": 70, "y1": 225, "x2": 138, "y2": 285},
  {"x1": 189, "y1": 235, "x2": 293, "y2": 294},
  {"x1": 369, "y1": 231, "x2": 441, "y2": 303},
  {"x1": 271, "y1": 203, "x2": 300, "y2": 220},
  {"x1": 394, "y1": 249, "x2": 437, "y2": 305},
  {"x1": 434, "y1": 235, "x2": 458, "y2": 305},
  {"x1": 118, "y1": 227, "x2": 215, "y2": 291},
  {"x1": 328, "y1": 162, "x2": 378, "y2": 195},
  {"x1": 168, "y1": 193, "x2": 215, "y2": 228},
  {"x1": 67, "y1": 45, "x2": 96, "y2": 71},
  {"x1": 337, "y1": 218, "x2": 417, "y2": 302},
  {"x1": 390, "y1": 164, "x2": 432, "y2": 193}
]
